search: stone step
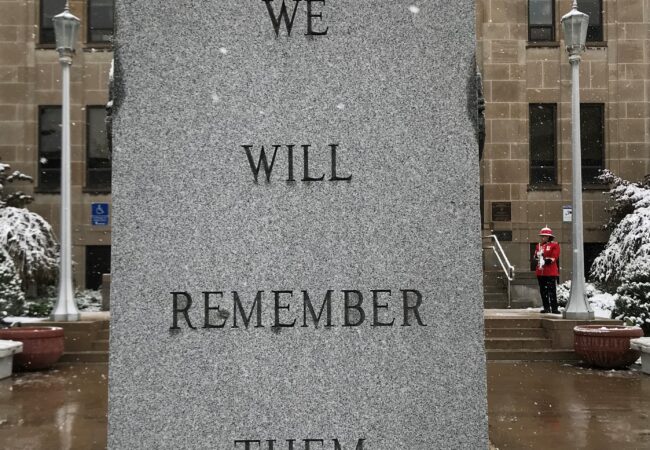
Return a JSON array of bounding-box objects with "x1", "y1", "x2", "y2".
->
[
  {"x1": 484, "y1": 293, "x2": 508, "y2": 308},
  {"x1": 483, "y1": 276, "x2": 507, "y2": 288},
  {"x1": 485, "y1": 327, "x2": 547, "y2": 338},
  {"x1": 97, "y1": 329, "x2": 110, "y2": 340},
  {"x1": 484, "y1": 318, "x2": 542, "y2": 329},
  {"x1": 92, "y1": 340, "x2": 109, "y2": 351},
  {"x1": 485, "y1": 300, "x2": 510, "y2": 309},
  {"x1": 59, "y1": 351, "x2": 108, "y2": 363},
  {"x1": 483, "y1": 284, "x2": 507, "y2": 294},
  {"x1": 485, "y1": 292, "x2": 507, "y2": 301},
  {"x1": 486, "y1": 349, "x2": 579, "y2": 361},
  {"x1": 509, "y1": 300, "x2": 539, "y2": 309},
  {"x1": 485, "y1": 338, "x2": 552, "y2": 350}
]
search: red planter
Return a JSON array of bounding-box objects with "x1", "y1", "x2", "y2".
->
[
  {"x1": 0, "y1": 326, "x2": 64, "y2": 371},
  {"x1": 574, "y1": 325, "x2": 643, "y2": 369}
]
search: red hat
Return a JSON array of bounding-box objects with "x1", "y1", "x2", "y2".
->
[{"x1": 539, "y1": 226, "x2": 554, "y2": 237}]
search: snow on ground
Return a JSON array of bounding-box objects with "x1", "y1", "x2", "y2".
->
[
  {"x1": 1, "y1": 316, "x2": 46, "y2": 324},
  {"x1": 589, "y1": 292, "x2": 617, "y2": 319},
  {"x1": 563, "y1": 282, "x2": 615, "y2": 317}
]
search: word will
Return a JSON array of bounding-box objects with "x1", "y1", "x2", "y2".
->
[
  {"x1": 170, "y1": 289, "x2": 427, "y2": 329},
  {"x1": 242, "y1": 144, "x2": 352, "y2": 183}
]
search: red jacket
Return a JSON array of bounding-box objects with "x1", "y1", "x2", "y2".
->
[{"x1": 535, "y1": 241, "x2": 560, "y2": 277}]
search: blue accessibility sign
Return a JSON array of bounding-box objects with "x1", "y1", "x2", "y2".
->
[{"x1": 91, "y1": 203, "x2": 109, "y2": 226}]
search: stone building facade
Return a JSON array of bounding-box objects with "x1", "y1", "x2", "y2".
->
[
  {"x1": 0, "y1": 0, "x2": 648, "y2": 292},
  {"x1": 478, "y1": 0, "x2": 649, "y2": 288},
  {"x1": 0, "y1": 0, "x2": 113, "y2": 289}
]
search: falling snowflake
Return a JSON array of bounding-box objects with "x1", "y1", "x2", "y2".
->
[
  {"x1": 219, "y1": 47, "x2": 228, "y2": 55},
  {"x1": 336, "y1": 103, "x2": 345, "y2": 110},
  {"x1": 40, "y1": 157, "x2": 48, "y2": 164},
  {"x1": 408, "y1": 5, "x2": 420, "y2": 14},
  {"x1": 211, "y1": 94, "x2": 220, "y2": 104}
]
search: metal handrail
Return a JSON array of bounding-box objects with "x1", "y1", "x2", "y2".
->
[
  {"x1": 483, "y1": 234, "x2": 515, "y2": 308},
  {"x1": 489, "y1": 235, "x2": 515, "y2": 281}
]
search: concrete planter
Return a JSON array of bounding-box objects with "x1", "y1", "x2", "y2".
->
[
  {"x1": 630, "y1": 338, "x2": 650, "y2": 375},
  {"x1": 0, "y1": 327, "x2": 64, "y2": 371},
  {"x1": 0, "y1": 340, "x2": 23, "y2": 379},
  {"x1": 574, "y1": 325, "x2": 643, "y2": 369}
]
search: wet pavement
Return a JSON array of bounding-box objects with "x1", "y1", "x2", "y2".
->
[
  {"x1": 488, "y1": 361, "x2": 650, "y2": 449},
  {"x1": 0, "y1": 364, "x2": 107, "y2": 450},
  {"x1": 1, "y1": 361, "x2": 649, "y2": 449}
]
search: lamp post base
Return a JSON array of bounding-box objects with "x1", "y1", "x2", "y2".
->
[
  {"x1": 51, "y1": 312, "x2": 80, "y2": 322},
  {"x1": 563, "y1": 310, "x2": 595, "y2": 320}
]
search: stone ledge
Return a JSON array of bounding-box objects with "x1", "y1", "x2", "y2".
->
[
  {"x1": 541, "y1": 318, "x2": 622, "y2": 349},
  {"x1": 630, "y1": 338, "x2": 650, "y2": 375},
  {"x1": 34, "y1": 320, "x2": 102, "y2": 352}
]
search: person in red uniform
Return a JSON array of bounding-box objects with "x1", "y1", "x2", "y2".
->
[{"x1": 535, "y1": 226, "x2": 560, "y2": 314}]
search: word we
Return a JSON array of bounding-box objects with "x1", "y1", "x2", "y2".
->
[{"x1": 262, "y1": 0, "x2": 329, "y2": 37}]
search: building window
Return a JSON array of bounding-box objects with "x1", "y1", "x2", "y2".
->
[
  {"x1": 86, "y1": 245, "x2": 111, "y2": 290},
  {"x1": 529, "y1": 104, "x2": 557, "y2": 185},
  {"x1": 529, "y1": 243, "x2": 538, "y2": 271},
  {"x1": 86, "y1": 106, "x2": 111, "y2": 191},
  {"x1": 581, "y1": 0, "x2": 603, "y2": 42},
  {"x1": 581, "y1": 104, "x2": 605, "y2": 185},
  {"x1": 38, "y1": 106, "x2": 62, "y2": 191},
  {"x1": 88, "y1": 0, "x2": 114, "y2": 44},
  {"x1": 584, "y1": 243, "x2": 606, "y2": 277},
  {"x1": 528, "y1": 0, "x2": 555, "y2": 42},
  {"x1": 39, "y1": 0, "x2": 66, "y2": 44}
]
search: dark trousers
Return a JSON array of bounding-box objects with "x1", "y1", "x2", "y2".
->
[{"x1": 538, "y1": 276, "x2": 558, "y2": 312}]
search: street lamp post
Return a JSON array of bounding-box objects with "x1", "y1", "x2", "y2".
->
[
  {"x1": 562, "y1": 1, "x2": 594, "y2": 320},
  {"x1": 50, "y1": 2, "x2": 80, "y2": 322}
]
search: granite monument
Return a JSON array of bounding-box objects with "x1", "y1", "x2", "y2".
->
[{"x1": 109, "y1": 1, "x2": 487, "y2": 448}]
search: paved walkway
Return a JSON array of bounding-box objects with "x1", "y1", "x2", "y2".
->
[
  {"x1": 0, "y1": 364, "x2": 108, "y2": 449},
  {"x1": 488, "y1": 361, "x2": 650, "y2": 449},
  {"x1": 0, "y1": 361, "x2": 648, "y2": 449}
]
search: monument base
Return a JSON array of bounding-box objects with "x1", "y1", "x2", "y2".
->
[{"x1": 563, "y1": 311, "x2": 595, "y2": 320}]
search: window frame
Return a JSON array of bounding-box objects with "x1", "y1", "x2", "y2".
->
[
  {"x1": 39, "y1": 0, "x2": 66, "y2": 46},
  {"x1": 529, "y1": 103, "x2": 558, "y2": 187},
  {"x1": 580, "y1": 103, "x2": 605, "y2": 186},
  {"x1": 584, "y1": 242, "x2": 606, "y2": 276},
  {"x1": 87, "y1": 0, "x2": 115, "y2": 45},
  {"x1": 85, "y1": 245, "x2": 111, "y2": 290},
  {"x1": 529, "y1": 243, "x2": 538, "y2": 272},
  {"x1": 85, "y1": 105, "x2": 112, "y2": 193},
  {"x1": 583, "y1": 0, "x2": 604, "y2": 42},
  {"x1": 528, "y1": 0, "x2": 556, "y2": 43},
  {"x1": 37, "y1": 105, "x2": 62, "y2": 193}
]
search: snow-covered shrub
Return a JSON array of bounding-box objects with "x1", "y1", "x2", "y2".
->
[
  {"x1": 0, "y1": 246, "x2": 25, "y2": 318},
  {"x1": 0, "y1": 163, "x2": 59, "y2": 319},
  {"x1": 75, "y1": 289, "x2": 103, "y2": 311},
  {"x1": 612, "y1": 282, "x2": 650, "y2": 332},
  {"x1": 590, "y1": 171, "x2": 650, "y2": 335},
  {"x1": 0, "y1": 162, "x2": 33, "y2": 208},
  {"x1": 556, "y1": 281, "x2": 616, "y2": 319},
  {"x1": 598, "y1": 170, "x2": 650, "y2": 232},
  {"x1": 0, "y1": 207, "x2": 59, "y2": 286},
  {"x1": 21, "y1": 287, "x2": 102, "y2": 317}
]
